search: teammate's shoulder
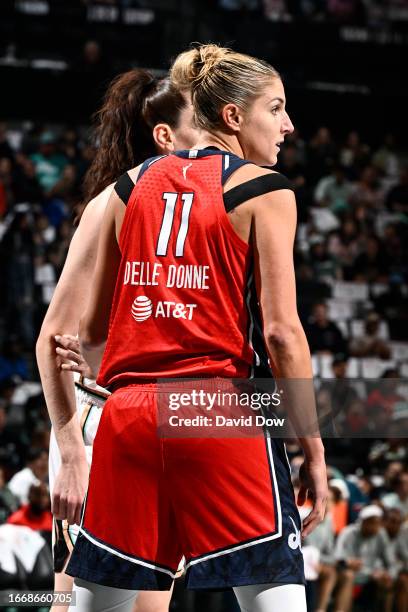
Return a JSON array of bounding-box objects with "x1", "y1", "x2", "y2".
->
[
  {"x1": 89, "y1": 183, "x2": 115, "y2": 208},
  {"x1": 78, "y1": 183, "x2": 116, "y2": 226}
]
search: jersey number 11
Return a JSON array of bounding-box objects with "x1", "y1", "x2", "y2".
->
[{"x1": 156, "y1": 192, "x2": 195, "y2": 257}]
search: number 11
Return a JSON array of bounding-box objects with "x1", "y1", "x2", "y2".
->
[{"x1": 156, "y1": 192, "x2": 194, "y2": 257}]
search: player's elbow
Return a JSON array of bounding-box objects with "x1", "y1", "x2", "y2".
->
[
  {"x1": 264, "y1": 321, "x2": 305, "y2": 353},
  {"x1": 35, "y1": 325, "x2": 57, "y2": 359}
]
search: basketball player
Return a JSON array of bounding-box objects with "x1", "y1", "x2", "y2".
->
[
  {"x1": 64, "y1": 45, "x2": 328, "y2": 612},
  {"x1": 36, "y1": 68, "x2": 200, "y2": 612}
]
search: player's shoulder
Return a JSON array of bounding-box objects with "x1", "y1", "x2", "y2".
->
[
  {"x1": 85, "y1": 183, "x2": 115, "y2": 214},
  {"x1": 224, "y1": 159, "x2": 291, "y2": 191}
]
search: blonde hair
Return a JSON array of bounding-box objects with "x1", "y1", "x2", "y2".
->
[{"x1": 170, "y1": 44, "x2": 280, "y2": 131}]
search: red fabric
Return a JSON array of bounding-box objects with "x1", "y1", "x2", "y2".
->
[
  {"x1": 0, "y1": 182, "x2": 7, "y2": 217},
  {"x1": 82, "y1": 386, "x2": 279, "y2": 569},
  {"x1": 97, "y1": 153, "x2": 253, "y2": 388},
  {"x1": 7, "y1": 505, "x2": 52, "y2": 531}
]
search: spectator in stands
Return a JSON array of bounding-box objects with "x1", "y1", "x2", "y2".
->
[
  {"x1": 304, "y1": 486, "x2": 337, "y2": 612},
  {"x1": 295, "y1": 261, "x2": 331, "y2": 323},
  {"x1": 349, "y1": 165, "x2": 384, "y2": 211},
  {"x1": 59, "y1": 128, "x2": 80, "y2": 164},
  {"x1": 11, "y1": 154, "x2": 43, "y2": 205},
  {"x1": 382, "y1": 508, "x2": 408, "y2": 611},
  {"x1": 381, "y1": 471, "x2": 408, "y2": 518},
  {"x1": 329, "y1": 479, "x2": 349, "y2": 535},
  {"x1": 7, "y1": 448, "x2": 48, "y2": 505},
  {"x1": 382, "y1": 507, "x2": 404, "y2": 562},
  {"x1": 314, "y1": 163, "x2": 353, "y2": 215},
  {"x1": 277, "y1": 143, "x2": 306, "y2": 188},
  {"x1": 339, "y1": 130, "x2": 370, "y2": 178},
  {"x1": 30, "y1": 132, "x2": 68, "y2": 195},
  {"x1": 305, "y1": 301, "x2": 347, "y2": 354},
  {"x1": 349, "y1": 311, "x2": 391, "y2": 359},
  {"x1": 386, "y1": 165, "x2": 408, "y2": 214},
  {"x1": 309, "y1": 237, "x2": 341, "y2": 281},
  {"x1": 1, "y1": 210, "x2": 35, "y2": 347},
  {"x1": 0, "y1": 337, "x2": 28, "y2": 383},
  {"x1": 0, "y1": 464, "x2": 19, "y2": 524},
  {"x1": 307, "y1": 127, "x2": 337, "y2": 183},
  {"x1": 6, "y1": 482, "x2": 52, "y2": 532},
  {"x1": 373, "y1": 133, "x2": 400, "y2": 181},
  {"x1": 0, "y1": 382, "x2": 30, "y2": 471},
  {"x1": 283, "y1": 127, "x2": 306, "y2": 163},
  {"x1": 382, "y1": 223, "x2": 406, "y2": 280},
  {"x1": 351, "y1": 234, "x2": 390, "y2": 282},
  {"x1": 343, "y1": 397, "x2": 368, "y2": 435},
  {"x1": 327, "y1": 218, "x2": 362, "y2": 278},
  {"x1": 334, "y1": 505, "x2": 393, "y2": 612},
  {"x1": 366, "y1": 370, "x2": 404, "y2": 418},
  {"x1": 34, "y1": 213, "x2": 56, "y2": 246}
]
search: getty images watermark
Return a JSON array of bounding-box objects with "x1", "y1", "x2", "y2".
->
[
  {"x1": 156, "y1": 379, "x2": 290, "y2": 438},
  {"x1": 155, "y1": 378, "x2": 408, "y2": 439},
  {"x1": 167, "y1": 388, "x2": 284, "y2": 429}
]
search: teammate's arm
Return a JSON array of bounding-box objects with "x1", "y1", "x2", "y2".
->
[
  {"x1": 251, "y1": 186, "x2": 327, "y2": 537},
  {"x1": 36, "y1": 188, "x2": 112, "y2": 524},
  {"x1": 78, "y1": 189, "x2": 125, "y2": 373}
]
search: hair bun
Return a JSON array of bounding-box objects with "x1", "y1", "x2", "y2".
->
[
  {"x1": 194, "y1": 44, "x2": 227, "y2": 81},
  {"x1": 171, "y1": 44, "x2": 229, "y2": 91}
]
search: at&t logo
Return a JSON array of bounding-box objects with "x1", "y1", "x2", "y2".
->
[
  {"x1": 131, "y1": 295, "x2": 197, "y2": 322},
  {"x1": 131, "y1": 296, "x2": 153, "y2": 322}
]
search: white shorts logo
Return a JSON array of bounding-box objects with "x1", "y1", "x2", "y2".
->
[
  {"x1": 131, "y1": 296, "x2": 153, "y2": 322},
  {"x1": 288, "y1": 516, "x2": 301, "y2": 550}
]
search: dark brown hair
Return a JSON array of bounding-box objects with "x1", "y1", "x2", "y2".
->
[{"x1": 81, "y1": 68, "x2": 187, "y2": 209}]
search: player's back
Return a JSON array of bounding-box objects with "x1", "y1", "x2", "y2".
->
[{"x1": 97, "y1": 148, "x2": 287, "y2": 388}]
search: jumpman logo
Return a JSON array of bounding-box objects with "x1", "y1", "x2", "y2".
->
[
  {"x1": 288, "y1": 516, "x2": 301, "y2": 550},
  {"x1": 182, "y1": 163, "x2": 192, "y2": 180}
]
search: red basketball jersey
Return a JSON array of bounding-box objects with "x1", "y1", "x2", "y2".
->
[{"x1": 97, "y1": 149, "x2": 266, "y2": 388}]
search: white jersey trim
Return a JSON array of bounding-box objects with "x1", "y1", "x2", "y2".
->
[{"x1": 78, "y1": 527, "x2": 177, "y2": 578}]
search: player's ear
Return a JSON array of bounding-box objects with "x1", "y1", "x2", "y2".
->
[
  {"x1": 221, "y1": 103, "x2": 243, "y2": 133},
  {"x1": 152, "y1": 123, "x2": 176, "y2": 153}
]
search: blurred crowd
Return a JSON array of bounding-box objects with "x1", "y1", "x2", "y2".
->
[
  {"x1": 0, "y1": 119, "x2": 407, "y2": 610},
  {"x1": 218, "y1": 0, "x2": 408, "y2": 24},
  {"x1": 74, "y1": 0, "x2": 408, "y2": 26}
]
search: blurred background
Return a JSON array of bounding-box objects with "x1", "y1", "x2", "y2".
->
[{"x1": 0, "y1": 0, "x2": 408, "y2": 610}]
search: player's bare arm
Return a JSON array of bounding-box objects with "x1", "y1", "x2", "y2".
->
[
  {"x1": 36, "y1": 185, "x2": 113, "y2": 524},
  {"x1": 79, "y1": 189, "x2": 126, "y2": 371},
  {"x1": 251, "y1": 183, "x2": 327, "y2": 538}
]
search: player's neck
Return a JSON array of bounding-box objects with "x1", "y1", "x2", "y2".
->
[{"x1": 193, "y1": 133, "x2": 244, "y2": 159}]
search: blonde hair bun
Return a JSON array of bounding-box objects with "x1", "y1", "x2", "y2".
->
[{"x1": 171, "y1": 44, "x2": 229, "y2": 91}]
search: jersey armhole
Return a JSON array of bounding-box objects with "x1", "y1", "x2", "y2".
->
[
  {"x1": 216, "y1": 169, "x2": 293, "y2": 253},
  {"x1": 223, "y1": 173, "x2": 293, "y2": 213},
  {"x1": 114, "y1": 172, "x2": 135, "y2": 206}
]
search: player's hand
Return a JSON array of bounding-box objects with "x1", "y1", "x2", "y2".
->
[
  {"x1": 297, "y1": 458, "x2": 328, "y2": 538},
  {"x1": 52, "y1": 456, "x2": 89, "y2": 526},
  {"x1": 55, "y1": 334, "x2": 95, "y2": 379}
]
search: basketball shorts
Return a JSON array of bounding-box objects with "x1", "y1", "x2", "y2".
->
[
  {"x1": 66, "y1": 384, "x2": 305, "y2": 591},
  {"x1": 49, "y1": 376, "x2": 107, "y2": 573}
]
